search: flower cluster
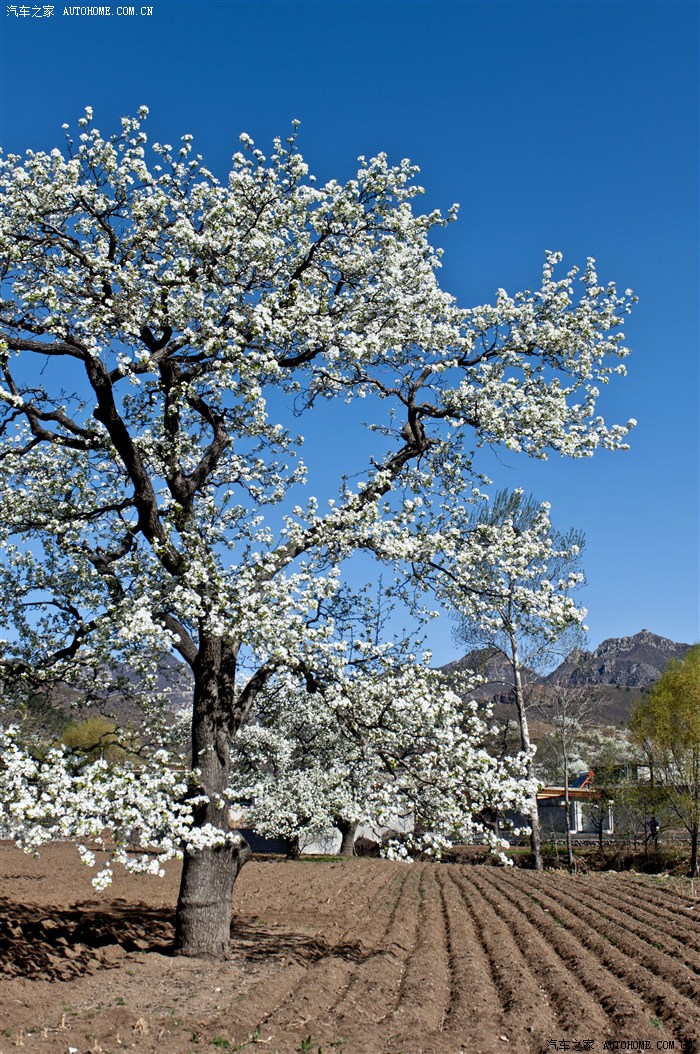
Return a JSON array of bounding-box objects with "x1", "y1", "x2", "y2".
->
[
  {"x1": 228, "y1": 630, "x2": 534, "y2": 857},
  {"x1": 0, "y1": 726, "x2": 237, "y2": 888},
  {"x1": 0, "y1": 110, "x2": 635, "y2": 887}
]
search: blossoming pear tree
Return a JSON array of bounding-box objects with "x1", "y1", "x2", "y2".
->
[
  {"x1": 228, "y1": 619, "x2": 533, "y2": 859},
  {"x1": 419, "y1": 491, "x2": 588, "y2": 869},
  {"x1": 0, "y1": 107, "x2": 635, "y2": 959}
]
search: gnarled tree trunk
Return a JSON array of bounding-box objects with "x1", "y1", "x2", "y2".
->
[
  {"x1": 336, "y1": 818, "x2": 359, "y2": 857},
  {"x1": 174, "y1": 841, "x2": 250, "y2": 959},
  {"x1": 174, "y1": 638, "x2": 252, "y2": 960}
]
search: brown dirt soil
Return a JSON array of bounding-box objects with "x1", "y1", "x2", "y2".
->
[{"x1": 1, "y1": 844, "x2": 699, "y2": 1054}]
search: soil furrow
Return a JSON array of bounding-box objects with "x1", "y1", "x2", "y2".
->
[
  {"x1": 450, "y1": 869, "x2": 561, "y2": 1049},
  {"x1": 546, "y1": 874, "x2": 700, "y2": 968},
  {"x1": 331, "y1": 864, "x2": 406, "y2": 945},
  {"x1": 5, "y1": 844, "x2": 700, "y2": 1054},
  {"x1": 466, "y1": 867, "x2": 621, "y2": 1039},
  {"x1": 392, "y1": 863, "x2": 428, "y2": 1017},
  {"x1": 578, "y1": 875, "x2": 700, "y2": 941},
  {"x1": 387, "y1": 865, "x2": 451, "y2": 1034},
  {"x1": 487, "y1": 868, "x2": 676, "y2": 1038},
  {"x1": 624, "y1": 875, "x2": 700, "y2": 912},
  {"x1": 294, "y1": 863, "x2": 397, "y2": 934},
  {"x1": 238, "y1": 860, "x2": 390, "y2": 928},
  {"x1": 244, "y1": 865, "x2": 400, "y2": 1037},
  {"x1": 570, "y1": 871, "x2": 699, "y2": 911},
  {"x1": 222, "y1": 960, "x2": 309, "y2": 1040},
  {"x1": 333, "y1": 867, "x2": 409, "y2": 951},
  {"x1": 572, "y1": 874, "x2": 700, "y2": 922},
  {"x1": 531, "y1": 874, "x2": 700, "y2": 1003},
  {"x1": 326, "y1": 865, "x2": 417, "y2": 1025},
  {"x1": 603, "y1": 874, "x2": 700, "y2": 918},
  {"x1": 433, "y1": 868, "x2": 503, "y2": 1038},
  {"x1": 503, "y1": 871, "x2": 700, "y2": 1046}
]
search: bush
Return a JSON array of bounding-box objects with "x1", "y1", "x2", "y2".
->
[{"x1": 61, "y1": 716, "x2": 132, "y2": 761}]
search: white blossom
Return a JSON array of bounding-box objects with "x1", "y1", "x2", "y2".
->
[{"x1": 0, "y1": 111, "x2": 635, "y2": 897}]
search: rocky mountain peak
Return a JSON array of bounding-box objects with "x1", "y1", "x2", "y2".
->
[{"x1": 546, "y1": 630, "x2": 692, "y2": 688}]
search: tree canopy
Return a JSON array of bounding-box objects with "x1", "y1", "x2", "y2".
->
[
  {"x1": 430, "y1": 491, "x2": 587, "y2": 869},
  {"x1": 0, "y1": 108, "x2": 636, "y2": 957},
  {"x1": 631, "y1": 646, "x2": 700, "y2": 876}
]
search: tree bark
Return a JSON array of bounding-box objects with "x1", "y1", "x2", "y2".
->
[
  {"x1": 174, "y1": 637, "x2": 251, "y2": 960},
  {"x1": 336, "y1": 818, "x2": 359, "y2": 857},
  {"x1": 510, "y1": 635, "x2": 543, "y2": 871},
  {"x1": 285, "y1": 834, "x2": 302, "y2": 859},
  {"x1": 564, "y1": 768, "x2": 574, "y2": 871},
  {"x1": 690, "y1": 826, "x2": 699, "y2": 879},
  {"x1": 527, "y1": 786, "x2": 544, "y2": 871},
  {"x1": 174, "y1": 841, "x2": 250, "y2": 959}
]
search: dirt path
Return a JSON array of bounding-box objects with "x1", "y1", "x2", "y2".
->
[{"x1": 1, "y1": 843, "x2": 699, "y2": 1054}]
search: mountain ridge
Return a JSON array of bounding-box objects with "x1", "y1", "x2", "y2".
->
[
  {"x1": 441, "y1": 630, "x2": 694, "y2": 727},
  {"x1": 443, "y1": 630, "x2": 692, "y2": 692},
  {"x1": 545, "y1": 629, "x2": 692, "y2": 689}
]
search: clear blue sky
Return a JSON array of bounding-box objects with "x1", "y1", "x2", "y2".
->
[{"x1": 1, "y1": 0, "x2": 698, "y2": 662}]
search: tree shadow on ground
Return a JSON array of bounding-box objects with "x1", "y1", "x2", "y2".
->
[
  {"x1": 0, "y1": 897, "x2": 174, "y2": 980},
  {"x1": 229, "y1": 918, "x2": 371, "y2": 965},
  {"x1": 0, "y1": 898, "x2": 372, "y2": 981}
]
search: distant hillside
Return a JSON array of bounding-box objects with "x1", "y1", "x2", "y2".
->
[
  {"x1": 1, "y1": 653, "x2": 193, "y2": 742},
  {"x1": 545, "y1": 629, "x2": 692, "y2": 689},
  {"x1": 442, "y1": 630, "x2": 693, "y2": 730},
  {"x1": 441, "y1": 648, "x2": 541, "y2": 704}
]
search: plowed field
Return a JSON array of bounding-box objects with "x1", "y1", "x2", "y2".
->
[{"x1": 1, "y1": 843, "x2": 699, "y2": 1054}]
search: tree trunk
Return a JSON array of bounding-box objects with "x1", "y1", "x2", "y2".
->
[
  {"x1": 510, "y1": 637, "x2": 543, "y2": 871},
  {"x1": 564, "y1": 769, "x2": 574, "y2": 871},
  {"x1": 336, "y1": 818, "x2": 359, "y2": 857},
  {"x1": 527, "y1": 787, "x2": 543, "y2": 871},
  {"x1": 690, "y1": 826, "x2": 699, "y2": 879},
  {"x1": 174, "y1": 842, "x2": 250, "y2": 959},
  {"x1": 286, "y1": 833, "x2": 302, "y2": 859},
  {"x1": 174, "y1": 638, "x2": 250, "y2": 960}
]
